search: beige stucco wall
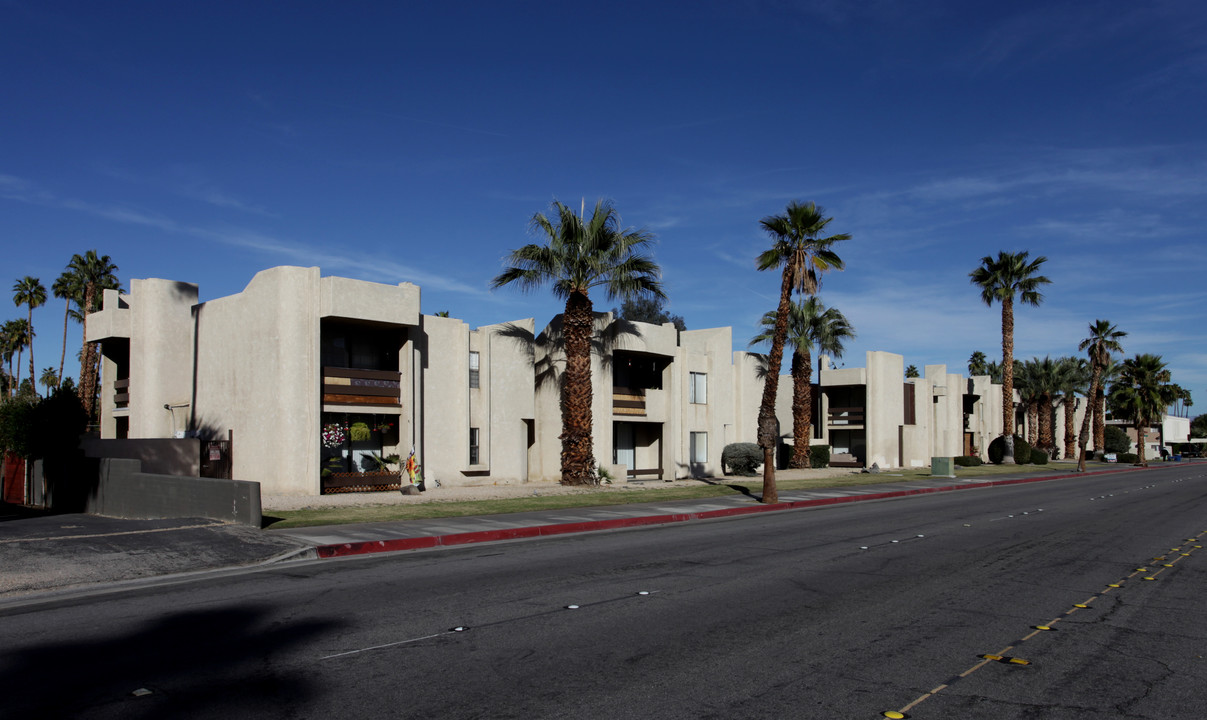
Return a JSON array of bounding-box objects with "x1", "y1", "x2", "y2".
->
[
  {"x1": 677, "y1": 326, "x2": 735, "y2": 477},
  {"x1": 192, "y1": 267, "x2": 322, "y2": 495},
  {"x1": 417, "y1": 314, "x2": 470, "y2": 485},
  {"x1": 865, "y1": 351, "x2": 905, "y2": 469}
]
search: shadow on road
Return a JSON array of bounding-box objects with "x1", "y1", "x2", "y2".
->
[{"x1": 0, "y1": 604, "x2": 346, "y2": 718}]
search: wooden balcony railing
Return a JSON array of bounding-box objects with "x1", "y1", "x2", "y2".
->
[
  {"x1": 827, "y1": 406, "x2": 865, "y2": 426},
  {"x1": 323, "y1": 367, "x2": 402, "y2": 406},
  {"x1": 613, "y1": 386, "x2": 646, "y2": 416}
]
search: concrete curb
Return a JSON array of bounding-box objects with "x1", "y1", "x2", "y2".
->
[{"x1": 315, "y1": 464, "x2": 1162, "y2": 559}]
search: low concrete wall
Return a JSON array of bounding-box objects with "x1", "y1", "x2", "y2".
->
[
  {"x1": 82, "y1": 438, "x2": 201, "y2": 477},
  {"x1": 88, "y1": 458, "x2": 261, "y2": 527}
]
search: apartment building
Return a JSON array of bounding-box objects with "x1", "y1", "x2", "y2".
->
[{"x1": 88, "y1": 266, "x2": 1021, "y2": 496}]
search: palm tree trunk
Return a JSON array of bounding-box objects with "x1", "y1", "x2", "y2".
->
[
  {"x1": 559, "y1": 290, "x2": 596, "y2": 485},
  {"x1": 757, "y1": 270, "x2": 795, "y2": 504},
  {"x1": 1063, "y1": 397, "x2": 1077, "y2": 459},
  {"x1": 80, "y1": 285, "x2": 96, "y2": 418},
  {"x1": 1000, "y1": 297, "x2": 1016, "y2": 463},
  {"x1": 1093, "y1": 387, "x2": 1106, "y2": 450},
  {"x1": 1135, "y1": 422, "x2": 1146, "y2": 466},
  {"x1": 1037, "y1": 394, "x2": 1052, "y2": 450},
  {"x1": 1076, "y1": 368, "x2": 1101, "y2": 472},
  {"x1": 1027, "y1": 402, "x2": 1038, "y2": 446},
  {"x1": 58, "y1": 300, "x2": 69, "y2": 389},
  {"x1": 790, "y1": 349, "x2": 812, "y2": 468},
  {"x1": 27, "y1": 307, "x2": 35, "y2": 398}
]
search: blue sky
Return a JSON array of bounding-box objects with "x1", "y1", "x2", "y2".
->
[{"x1": 3, "y1": 1, "x2": 1205, "y2": 404}]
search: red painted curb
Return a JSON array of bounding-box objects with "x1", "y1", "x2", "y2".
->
[{"x1": 314, "y1": 464, "x2": 1174, "y2": 559}]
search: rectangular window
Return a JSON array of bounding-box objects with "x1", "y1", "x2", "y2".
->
[
  {"x1": 469, "y1": 427, "x2": 480, "y2": 465},
  {"x1": 689, "y1": 372, "x2": 707, "y2": 404},
  {"x1": 469, "y1": 351, "x2": 480, "y2": 389},
  {"x1": 690, "y1": 432, "x2": 708, "y2": 464}
]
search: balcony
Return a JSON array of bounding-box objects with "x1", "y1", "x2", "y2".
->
[
  {"x1": 828, "y1": 406, "x2": 865, "y2": 427},
  {"x1": 323, "y1": 367, "x2": 401, "y2": 406},
  {"x1": 113, "y1": 378, "x2": 130, "y2": 409},
  {"x1": 613, "y1": 387, "x2": 646, "y2": 416}
]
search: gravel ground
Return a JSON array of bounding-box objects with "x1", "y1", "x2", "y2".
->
[{"x1": 262, "y1": 467, "x2": 857, "y2": 511}]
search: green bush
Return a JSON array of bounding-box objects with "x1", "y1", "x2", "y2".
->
[
  {"x1": 954, "y1": 455, "x2": 983, "y2": 467},
  {"x1": 1030, "y1": 448, "x2": 1049, "y2": 464},
  {"x1": 0, "y1": 396, "x2": 37, "y2": 458},
  {"x1": 1118, "y1": 452, "x2": 1139, "y2": 464},
  {"x1": 988, "y1": 435, "x2": 1032, "y2": 464},
  {"x1": 1103, "y1": 425, "x2": 1131, "y2": 454},
  {"x1": 809, "y1": 444, "x2": 830, "y2": 469},
  {"x1": 722, "y1": 442, "x2": 763, "y2": 476}
]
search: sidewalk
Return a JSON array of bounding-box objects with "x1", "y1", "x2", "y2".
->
[{"x1": 0, "y1": 463, "x2": 1166, "y2": 604}]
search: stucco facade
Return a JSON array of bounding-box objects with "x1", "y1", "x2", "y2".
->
[{"x1": 88, "y1": 266, "x2": 1068, "y2": 496}]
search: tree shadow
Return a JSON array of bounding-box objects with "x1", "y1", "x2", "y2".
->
[{"x1": 0, "y1": 604, "x2": 345, "y2": 718}]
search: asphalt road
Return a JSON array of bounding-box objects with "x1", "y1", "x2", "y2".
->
[{"x1": 2, "y1": 464, "x2": 1205, "y2": 719}]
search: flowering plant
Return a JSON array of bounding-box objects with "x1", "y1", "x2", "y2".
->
[{"x1": 321, "y1": 422, "x2": 346, "y2": 449}]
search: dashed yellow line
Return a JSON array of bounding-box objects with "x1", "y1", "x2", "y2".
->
[{"x1": 880, "y1": 528, "x2": 1205, "y2": 718}]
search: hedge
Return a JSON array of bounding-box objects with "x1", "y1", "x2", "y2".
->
[
  {"x1": 954, "y1": 455, "x2": 983, "y2": 467},
  {"x1": 809, "y1": 444, "x2": 830, "y2": 469},
  {"x1": 722, "y1": 442, "x2": 763, "y2": 476},
  {"x1": 988, "y1": 435, "x2": 1032, "y2": 465}
]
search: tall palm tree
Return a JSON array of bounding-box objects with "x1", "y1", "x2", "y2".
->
[
  {"x1": 1109, "y1": 353, "x2": 1177, "y2": 466},
  {"x1": 969, "y1": 251, "x2": 1051, "y2": 464},
  {"x1": 754, "y1": 201, "x2": 849, "y2": 503},
  {"x1": 492, "y1": 199, "x2": 663, "y2": 485},
  {"x1": 0, "y1": 319, "x2": 21, "y2": 397},
  {"x1": 1092, "y1": 359, "x2": 1122, "y2": 450},
  {"x1": 13, "y1": 276, "x2": 47, "y2": 398},
  {"x1": 1075, "y1": 320, "x2": 1126, "y2": 471},
  {"x1": 1056, "y1": 356, "x2": 1088, "y2": 460},
  {"x1": 68, "y1": 251, "x2": 120, "y2": 418},
  {"x1": 1012, "y1": 359, "x2": 1041, "y2": 447},
  {"x1": 750, "y1": 297, "x2": 855, "y2": 468},
  {"x1": 5, "y1": 318, "x2": 31, "y2": 397},
  {"x1": 52, "y1": 267, "x2": 84, "y2": 390}
]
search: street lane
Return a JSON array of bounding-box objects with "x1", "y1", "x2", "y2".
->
[{"x1": 3, "y1": 464, "x2": 1205, "y2": 719}]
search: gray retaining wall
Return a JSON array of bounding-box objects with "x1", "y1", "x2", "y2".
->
[{"x1": 88, "y1": 458, "x2": 261, "y2": 527}]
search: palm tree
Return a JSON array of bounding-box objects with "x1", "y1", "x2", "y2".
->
[
  {"x1": 39, "y1": 366, "x2": 58, "y2": 395},
  {"x1": 968, "y1": 351, "x2": 989, "y2": 377},
  {"x1": 1012, "y1": 359, "x2": 1041, "y2": 447},
  {"x1": 1056, "y1": 356, "x2": 1088, "y2": 460},
  {"x1": 52, "y1": 267, "x2": 84, "y2": 390},
  {"x1": 969, "y1": 251, "x2": 1051, "y2": 464},
  {"x1": 0, "y1": 319, "x2": 21, "y2": 397},
  {"x1": 754, "y1": 201, "x2": 849, "y2": 503},
  {"x1": 67, "y1": 251, "x2": 120, "y2": 418},
  {"x1": 905, "y1": 364, "x2": 919, "y2": 379},
  {"x1": 1028, "y1": 356, "x2": 1064, "y2": 454},
  {"x1": 13, "y1": 276, "x2": 47, "y2": 398},
  {"x1": 1109, "y1": 353, "x2": 1177, "y2": 466},
  {"x1": 1075, "y1": 320, "x2": 1126, "y2": 471},
  {"x1": 5, "y1": 318, "x2": 31, "y2": 397},
  {"x1": 750, "y1": 297, "x2": 855, "y2": 468},
  {"x1": 1095, "y1": 359, "x2": 1122, "y2": 451},
  {"x1": 492, "y1": 199, "x2": 663, "y2": 485}
]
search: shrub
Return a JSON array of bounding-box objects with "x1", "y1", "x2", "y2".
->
[
  {"x1": 1103, "y1": 425, "x2": 1131, "y2": 454},
  {"x1": 988, "y1": 435, "x2": 1032, "y2": 465},
  {"x1": 954, "y1": 455, "x2": 983, "y2": 467},
  {"x1": 809, "y1": 444, "x2": 830, "y2": 469},
  {"x1": 1030, "y1": 448, "x2": 1049, "y2": 465},
  {"x1": 1116, "y1": 452, "x2": 1139, "y2": 464},
  {"x1": 722, "y1": 442, "x2": 763, "y2": 476}
]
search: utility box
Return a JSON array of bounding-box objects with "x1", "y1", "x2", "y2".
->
[{"x1": 931, "y1": 456, "x2": 955, "y2": 477}]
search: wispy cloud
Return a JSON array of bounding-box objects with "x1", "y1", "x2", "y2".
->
[{"x1": 0, "y1": 174, "x2": 488, "y2": 298}]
